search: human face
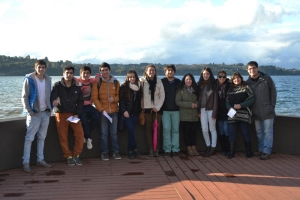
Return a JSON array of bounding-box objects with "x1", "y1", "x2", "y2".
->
[
  {"x1": 128, "y1": 73, "x2": 136, "y2": 84},
  {"x1": 232, "y1": 75, "x2": 242, "y2": 85},
  {"x1": 100, "y1": 67, "x2": 110, "y2": 80},
  {"x1": 146, "y1": 67, "x2": 156, "y2": 79},
  {"x1": 80, "y1": 70, "x2": 91, "y2": 81},
  {"x1": 202, "y1": 70, "x2": 210, "y2": 81},
  {"x1": 248, "y1": 65, "x2": 259, "y2": 78},
  {"x1": 165, "y1": 68, "x2": 175, "y2": 80},
  {"x1": 185, "y1": 75, "x2": 192, "y2": 87},
  {"x1": 63, "y1": 69, "x2": 74, "y2": 81},
  {"x1": 35, "y1": 64, "x2": 46, "y2": 76},
  {"x1": 218, "y1": 73, "x2": 226, "y2": 85}
]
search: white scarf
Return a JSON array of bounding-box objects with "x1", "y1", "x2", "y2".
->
[{"x1": 129, "y1": 82, "x2": 140, "y2": 91}]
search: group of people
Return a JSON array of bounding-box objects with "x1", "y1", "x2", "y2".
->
[{"x1": 21, "y1": 60, "x2": 277, "y2": 173}]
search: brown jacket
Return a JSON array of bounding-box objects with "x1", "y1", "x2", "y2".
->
[
  {"x1": 198, "y1": 84, "x2": 218, "y2": 118},
  {"x1": 91, "y1": 75, "x2": 120, "y2": 114}
]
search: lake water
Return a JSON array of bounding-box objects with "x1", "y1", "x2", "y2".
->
[{"x1": 0, "y1": 75, "x2": 299, "y2": 120}]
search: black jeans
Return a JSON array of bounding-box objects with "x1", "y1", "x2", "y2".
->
[{"x1": 180, "y1": 121, "x2": 198, "y2": 146}]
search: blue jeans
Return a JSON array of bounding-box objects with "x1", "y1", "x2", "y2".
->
[
  {"x1": 23, "y1": 111, "x2": 50, "y2": 164},
  {"x1": 217, "y1": 120, "x2": 229, "y2": 136},
  {"x1": 79, "y1": 105, "x2": 100, "y2": 139},
  {"x1": 100, "y1": 112, "x2": 119, "y2": 153},
  {"x1": 228, "y1": 121, "x2": 251, "y2": 143},
  {"x1": 162, "y1": 111, "x2": 180, "y2": 153},
  {"x1": 255, "y1": 118, "x2": 274, "y2": 154},
  {"x1": 200, "y1": 108, "x2": 217, "y2": 147},
  {"x1": 124, "y1": 115, "x2": 138, "y2": 150}
]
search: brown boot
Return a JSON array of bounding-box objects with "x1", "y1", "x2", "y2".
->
[
  {"x1": 187, "y1": 146, "x2": 194, "y2": 156},
  {"x1": 192, "y1": 146, "x2": 199, "y2": 156}
]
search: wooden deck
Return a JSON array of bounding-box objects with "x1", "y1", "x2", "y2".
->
[{"x1": 1, "y1": 152, "x2": 300, "y2": 200}]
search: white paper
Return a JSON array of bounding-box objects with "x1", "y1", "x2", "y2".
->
[
  {"x1": 66, "y1": 116, "x2": 81, "y2": 123},
  {"x1": 103, "y1": 110, "x2": 113, "y2": 123},
  {"x1": 227, "y1": 108, "x2": 236, "y2": 118}
]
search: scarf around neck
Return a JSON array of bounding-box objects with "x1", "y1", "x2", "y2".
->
[
  {"x1": 146, "y1": 76, "x2": 157, "y2": 103},
  {"x1": 129, "y1": 82, "x2": 140, "y2": 91}
]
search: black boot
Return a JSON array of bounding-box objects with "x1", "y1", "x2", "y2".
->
[
  {"x1": 219, "y1": 135, "x2": 227, "y2": 156},
  {"x1": 206, "y1": 147, "x2": 216, "y2": 157},
  {"x1": 245, "y1": 142, "x2": 252, "y2": 158},
  {"x1": 202, "y1": 146, "x2": 211, "y2": 156},
  {"x1": 225, "y1": 136, "x2": 229, "y2": 155},
  {"x1": 227, "y1": 142, "x2": 235, "y2": 159}
]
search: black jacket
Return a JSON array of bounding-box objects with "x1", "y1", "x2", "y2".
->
[
  {"x1": 119, "y1": 84, "x2": 142, "y2": 116},
  {"x1": 161, "y1": 77, "x2": 181, "y2": 111},
  {"x1": 50, "y1": 78, "x2": 84, "y2": 115},
  {"x1": 217, "y1": 78, "x2": 230, "y2": 120}
]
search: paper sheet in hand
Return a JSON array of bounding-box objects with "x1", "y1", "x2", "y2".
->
[
  {"x1": 103, "y1": 110, "x2": 113, "y2": 123},
  {"x1": 227, "y1": 108, "x2": 236, "y2": 118},
  {"x1": 67, "y1": 116, "x2": 81, "y2": 123}
]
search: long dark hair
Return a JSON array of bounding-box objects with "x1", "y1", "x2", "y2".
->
[
  {"x1": 178, "y1": 73, "x2": 198, "y2": 96},
  {"x1": 229, "y1": 72, "x2": 247, "y2": 91},
  {"x1": 123, "y1": 70, "x2": 142, "y2": 100},
  {"x1": 197, "y1": 67, "x2": 217, "y2": 91}
]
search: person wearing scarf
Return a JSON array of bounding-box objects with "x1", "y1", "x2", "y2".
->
[
  {"x1": 226, "y1": 72, "x2": 254, "y2": 159},
  {"x1": 119, "y1": 70, "x2": 142, "y2": 159},
  {"x1": 139, "y1": 64, "x2": 165, "y2": 157}
]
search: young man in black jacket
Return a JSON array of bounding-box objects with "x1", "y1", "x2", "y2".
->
[
  {"x1": 161, "y1": 64, "x2": 181, "y2": 157},
  {"x1": 51, "y1": 66, "x2": 84, "y2": 166}
]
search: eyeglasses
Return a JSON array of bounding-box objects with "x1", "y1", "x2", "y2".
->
[{"x1": 218, "y1": 76, "x2": 226, "y2": 78}]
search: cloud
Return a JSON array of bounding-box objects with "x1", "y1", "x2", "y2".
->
[{"x1": 0, "y1": 0, "x2": 299, "y2": 69}]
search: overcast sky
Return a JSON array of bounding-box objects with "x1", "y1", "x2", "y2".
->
[{"x1": 0, "y1": 0, "x2": 299, "y2": 69}]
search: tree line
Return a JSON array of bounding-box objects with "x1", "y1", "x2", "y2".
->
[{"x1": 0, "y1": 55, "x2": 299, "y2": 76}]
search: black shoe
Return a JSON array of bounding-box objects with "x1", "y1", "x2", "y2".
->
[
  {"x1": 128, "y1": 150, "x2": 135, "y2": 159},
  {"x1": 172, "y1": 152, "x2": 179, "y2": 157},
  {"x1": 133, "y1": 149, "x2": 140, "y2": 158},
  {"x1": 164, "y1": 152, "x2": 171, "y2": 157}
]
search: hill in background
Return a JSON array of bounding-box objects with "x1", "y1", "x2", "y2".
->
[{"x1": 1, "y1": 55, "x2": 299, "y2": 76}]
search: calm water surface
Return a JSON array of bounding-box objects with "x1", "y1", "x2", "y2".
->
[{"x1": 0, "y1": 75, "x2": 299, "y2": 120}]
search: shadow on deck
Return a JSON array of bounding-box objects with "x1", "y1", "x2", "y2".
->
[{"x1": 1, "y1": 152, "x2": 300, "y2": 200}]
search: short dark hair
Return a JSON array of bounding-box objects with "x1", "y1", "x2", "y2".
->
[
  {"x1": 34, "y1": 59, "x2": 47, "y2": 69},
  {"x1": 164, "y1": 64, "x2": 176, "y2": 73},
  {"x1": 218, "y1": 69, "x2": 227, "y2": 76},
  {"x1": 247, "y1": 61, "x2": 258, "y2": 68},
  {"x1": 80, "y1": 65, "x2": 91, "y2": 74},
  {"x1": 63, "y1": 66, "x2": 75, "y2": 73},
  {"x1": 99, "y1": 62, "x2": 110, "y2": 71}
]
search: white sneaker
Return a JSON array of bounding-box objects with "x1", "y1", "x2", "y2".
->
[
  {"x1": 83, "y1": 138, "x2": 87, "y2": 143},
  {"x1": 87, "y1": 138, "x2": 93, "y2": 149}
]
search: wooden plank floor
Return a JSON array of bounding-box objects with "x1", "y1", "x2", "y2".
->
[{"x1": 1, "y1": 152, "x2": 300, "y2": 200}]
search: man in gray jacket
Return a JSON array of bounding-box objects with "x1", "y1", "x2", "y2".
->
[
  {"x1": 246, "y1": 61, "x2": 277, "y2": 160},
  {"x1": 21, "y1": 60, "x2": 52, "y2": 172}
]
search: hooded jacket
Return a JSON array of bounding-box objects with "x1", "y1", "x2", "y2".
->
[
  {"x1": 22, "y1": 72, "x2": 52, "y2": 116},
  {"x1": 246, "y1": 72, "x2": 277, "y2": 120},
  {"x1": 91, "y1": 75, "x2": 120, "y2": 114},
  {"x1": 50, "y1": 78, "x2": 83, "y2": 115}
]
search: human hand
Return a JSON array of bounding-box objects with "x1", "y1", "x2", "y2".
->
[
  {"x1": 124, "y1": 111, "x2": 129, "y2": 118},
  {"x1": 234, "y1": 104, "x2": 241, "y2": 109},
  {"x1": 53, "y1": 97, "x2": 60, "y2": 107},
  {"x1": 152, "y1": 108, "x2": 158, "y2": 112},
  {"x1": 108, "y1": 96, "x2": 114, "y2": 103}
]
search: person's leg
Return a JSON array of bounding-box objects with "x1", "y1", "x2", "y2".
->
[
  {"x1": 55, "y1": 113, "x2": 72, "y2": 158},
  {"x1": 227, "y1": 122, "x2": 236, "y2": 159},
  {"x1": 190, "y1": 121, "x2": 198, "y2": 146},
  {"x1": 239, "y1": 121, "x2": 252, "y2": 158},
  {"x1": 70, "y1": 121, "x2": 84, "y2": 157},
  {"x1": 125, "y1": 115, "x2": 135, "y2": 150},
  {"x1": 208, "y1": 110, "x2": 217, "y2": 148},
  {"x1": 162, "y1": 111, "x2": 172, "y2": 153},
  {"x1": 170, "y1": 111, "x2": 180, "y2": 153},
  {"x1": 262, "y1": 118, "x2": 274, "y2": 155},
  {"x1": 36, "y1": 111, "x2": 50, "y2": 162},
  {"x1": 79, "y1": 106, "x2": 89, "y2": 139},
  {"x1": 100, "y1": 114, "x2": 109, "y2": 153},
  {"x1": 254, "y1": 120, "x2": 264, "y2": 153},
  {"x1": 109, "y1": 112, "x2": 119, "y2": 153},
  {"x1": 217, "y1": 120, "x2": 226, "y2": 154},
  {"x1": 87, "y1": 105, "x2": 101, "y2": 139},
  {"x1": 23, "y1": 114, "x2": 41, "y2": 164},
  {"x1": 200, "y1": 108, "x2": 211, "y2": 147}
]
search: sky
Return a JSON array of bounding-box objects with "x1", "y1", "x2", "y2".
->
[{"x1": 0, "y1": 0, "x2": 300, "y2": 69}]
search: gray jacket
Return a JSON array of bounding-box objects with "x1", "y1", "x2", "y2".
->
[
  {"x1": 246, "y1": 72, "x2": 276, "y2": 120},
  {"x1": 21, "y1": 72, "x2": 52, "y2": 116}
]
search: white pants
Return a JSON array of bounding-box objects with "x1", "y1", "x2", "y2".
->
[{"x1": 200, "y1": 108, "x2": 217, "y2": 147}]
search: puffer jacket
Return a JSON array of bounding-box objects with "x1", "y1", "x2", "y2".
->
[
  {"x1": 140, "y1": 76, "x2": 165, "y2": 112},
  {"x1": 50, "y1": 78, "x2": 83, "y2": 115},
  {"x1": 175, "y1": 87, "x2": 199, "y2": 122},
  {"x1": 91, "y1": 75, "x2": 120, "y2": 114},
  {"x1": 198, "y1": 83, "x2": 218, "y2": 118},
  {"x1": 246, "y1": 72, "x2": 277, "y2": 120},
  {"x1": 119, "y1": 83, "x2": 142, "y2": 115}
]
